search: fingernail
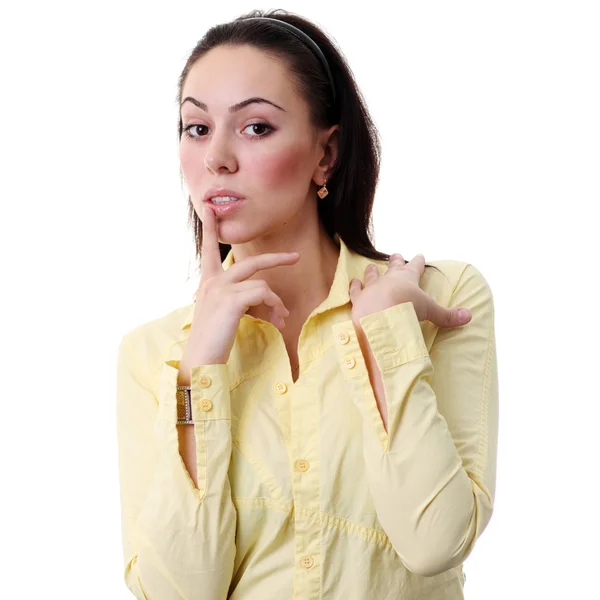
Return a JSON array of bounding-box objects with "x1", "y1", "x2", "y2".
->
[{"x1": 458, "y1": 309, "x2": 470, "y2": 321}]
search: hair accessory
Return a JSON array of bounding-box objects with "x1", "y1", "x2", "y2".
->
[
  {"x1": 317, "y1": 178, "x2": 329, "y2": 199},
  {"x1": 245, "y1": 17, "x2": 336, "y2": 105}
]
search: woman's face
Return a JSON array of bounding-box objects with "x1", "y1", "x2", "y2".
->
[{"x1": 179, "y1": 44, "x2": 338, "y2": 245}]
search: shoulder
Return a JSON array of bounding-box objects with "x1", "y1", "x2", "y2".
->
[
  {"x1": 370, "y1": 257, "x2": 494, "y2": 306},
  {"x1": 424, "y1": 259, "x2": 492, "y2": 290}
]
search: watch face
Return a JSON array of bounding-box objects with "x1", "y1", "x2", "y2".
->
[{"x1": 176, "y1": 388, "x2": 190, "y2": 422}]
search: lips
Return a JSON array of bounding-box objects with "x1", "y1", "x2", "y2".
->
[
  {"x1": 206, "y1": 197, "x2": 246, "y2": 216},
  {"x1": 203, "y1": 187, "x2": 246, "y2": 203}
]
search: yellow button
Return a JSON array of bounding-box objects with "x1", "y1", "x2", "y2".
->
[
  {"x1": 198, "y1": 375, "x2": 211, "y2": 388},
  {"x1": 300, "y1": 555, "x2": 314, "y2": 569},
  {"x1": 275, "y1": 382, "x2": 288, "y2": 394},
  {"x1": 344, "y1": 356, "x2": 356, "y2": 369},
  {"x1": 200, "y1": 399, "x2": 213, "y2": 412},
  {"x1": 337, "y1": 331, "x2": 350, "y2": 344},
  {"x1": 295, "y1": 459, "x2": 310, "y2": 472}
]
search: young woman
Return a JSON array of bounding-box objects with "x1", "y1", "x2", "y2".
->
[{"x1": 116, "y1": 9, "x2": 499, "y2": 599}]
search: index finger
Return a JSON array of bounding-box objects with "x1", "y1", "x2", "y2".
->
[{"x1": 200, "y1": 203, "x2": 223, "y2": 278}]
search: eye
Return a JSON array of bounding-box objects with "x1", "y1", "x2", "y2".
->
[
  {"x1": 242, "y1": 122, "x2": 274, "y2": 138},
  {"x1": 182, "y1": 124, "x2": 208, "y2": 140},
  {"x1": 182, "y1": 122, "x2": 275, "y2": 141}
]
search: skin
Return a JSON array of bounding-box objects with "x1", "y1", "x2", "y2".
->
[{"x1": 179, "y1": 44, "x2": 341, "y2": 325}]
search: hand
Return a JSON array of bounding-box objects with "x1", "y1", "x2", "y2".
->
[
  {"x1": 349, "y1": 253, "x2": 472, "y2": 328},
  {"x1": 180, "y1": 202, "x2": 300, "y2": 370}
]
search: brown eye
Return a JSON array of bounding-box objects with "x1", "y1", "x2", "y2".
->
[
  {"x1": 183, "y1": 124, "x2": 207, "y2": 139},
  {"x1": 243, "y1": 123, "x2": 275, "y2": 138}
]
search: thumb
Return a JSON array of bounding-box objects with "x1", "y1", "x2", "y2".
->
[
  {"x1": 430, "y1": 301, "x2": 472, "y2": 328},
  {"x1": 447, "y1": 307, "x2": 472, "y2": 327}
]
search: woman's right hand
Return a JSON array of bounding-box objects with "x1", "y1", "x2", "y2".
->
[{"x1": 181, "y1": 201, "x2": 300, "y2": 369}]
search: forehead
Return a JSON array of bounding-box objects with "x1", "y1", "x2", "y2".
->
[{"x1": 181, "y1": 44, "x2": 299, "y2": 113}]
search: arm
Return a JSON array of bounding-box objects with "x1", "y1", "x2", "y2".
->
[
  {"x1": 115, "y1": 332, "x2": 237, "y2": 599},
  {"x1": 331, "y1": 263, "x2": 498, "y2": 577}
]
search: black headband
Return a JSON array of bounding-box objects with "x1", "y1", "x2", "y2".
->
[{"x1": 245, "y1": 17, "x2": 337, "y2": 105}]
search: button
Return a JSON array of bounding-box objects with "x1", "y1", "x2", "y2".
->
[
  {"x1": 300, "y1": 555, "x2": 314, "y2": 569},
  {"x1": 200, "y1": 399, "x2": 213, "y2": 412},
  {"x1": 275, "y1": 382, "x2": 288, "y2": 394},
  {"x1": 295, "y1": 459, "x2": 310, "y2": 472},
  {"x1": 198, "y1": 375, "x2": 211, "y2": 388},
  {"x1": 344, "y1": 356, "x2": 356, "y2": 369},
  {"x1": 336, "y1": 331, "x2": 350, "y2": 344}
]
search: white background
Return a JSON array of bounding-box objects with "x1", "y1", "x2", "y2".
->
[{"x1": 2, "y1": 1, "x2": 599, "y2": 598}]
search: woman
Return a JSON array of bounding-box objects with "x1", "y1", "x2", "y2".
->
[{"x1": 115, "y1": 9, "x2": 499, "y2": 599}]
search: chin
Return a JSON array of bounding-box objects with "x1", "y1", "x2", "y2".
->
[{"x1": 210, "y1": 221, "x2": 261, "y2": 246}]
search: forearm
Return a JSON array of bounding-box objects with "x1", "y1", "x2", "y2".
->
[
  {"x1": 176, "y1": 359, "x2": 205, "y2": 488},
  {"x1": 117, "y1": 340, "x2": 239, "y2": 599},
  {"x1": 177, "y1": 424, "x2": 198, "y2": 488},
  {"x1": 354, "y1": 322, "x2": 388, "y2": 432}
]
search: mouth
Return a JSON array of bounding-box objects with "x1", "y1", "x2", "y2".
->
[
  {"x1": 207, "y1": 196, "x2": 244, "y2": 205},
  {"x1": 206, "y1": 197, "x2": 247, "y2": 215},
  {"x1": 203, "y1": 188, "x2": 247, "y2": 203}
]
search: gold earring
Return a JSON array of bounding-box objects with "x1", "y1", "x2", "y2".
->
[{"x1": 317, "y1": 179, "x2": 329, "y2": 199}]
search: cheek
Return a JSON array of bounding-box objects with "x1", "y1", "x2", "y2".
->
[
  {"x1": 179, "y1": 145, "x2": 199, "y2": 184},
  {"x1": 247, "y1": 146, "x2": 307, "y2": 189},
  {"x1": 179, "y1": 141, "x2": 311, "y2": 192}
]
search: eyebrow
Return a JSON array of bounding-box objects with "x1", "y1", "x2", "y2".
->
[{"x1": 180, "y1": 96, "x2": 286, "y2": 114}]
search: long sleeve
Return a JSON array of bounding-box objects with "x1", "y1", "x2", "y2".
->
[
  {"x1": 115, "y1": 331, "x2": 237, "y2": 599},
  {"x1": 331, "y1": 263, "x2": 498, "y2": 578}
]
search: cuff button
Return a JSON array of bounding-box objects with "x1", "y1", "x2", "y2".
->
[
  {"x1": 199, "y1": 376, "x2": 212, "y2": 387},
  {"x1": 344, "y1": 356, "x2": 356, "y2": 369}
]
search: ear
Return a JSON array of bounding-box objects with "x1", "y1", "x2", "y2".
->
[{"x1": 313, "y1": 124, "x2": 340, "y2": 181}]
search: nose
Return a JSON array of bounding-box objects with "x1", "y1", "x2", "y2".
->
[{"x1": 204, "y1": 129, "x2": 237, "y2": 174}]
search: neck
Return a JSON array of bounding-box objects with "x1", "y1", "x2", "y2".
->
[{"x1": 235, "y1": 223, "x2": 340, "y2": 323}]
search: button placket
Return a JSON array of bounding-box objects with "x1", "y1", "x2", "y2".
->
[{"x1": 288, "y1": 346, "x2": 320, "y2": 596}]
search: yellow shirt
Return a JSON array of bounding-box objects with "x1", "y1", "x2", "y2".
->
[{"x1": 115, "y1": 233, "x2": 499, "y2": 599}]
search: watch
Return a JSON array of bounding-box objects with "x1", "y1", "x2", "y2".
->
[{"x1": 176, "y1": 385, "x2": 194, "y2": 425}]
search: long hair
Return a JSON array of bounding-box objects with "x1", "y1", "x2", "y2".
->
[{"x1": 176, "y1": 9, "x2": 421, "y2": 269}]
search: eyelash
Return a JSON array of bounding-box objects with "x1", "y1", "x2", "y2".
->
[{"x1": 182, "y1": 122, "x2": 275, "y2": 141}]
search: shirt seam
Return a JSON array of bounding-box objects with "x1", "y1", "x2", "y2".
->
[{"x1": 474, "y1": 321, "x2": 493, "y2": 479}]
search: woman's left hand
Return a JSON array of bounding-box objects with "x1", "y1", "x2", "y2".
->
[{"x1": 349, "y1": 253, "x2": 472, "y2": 328}]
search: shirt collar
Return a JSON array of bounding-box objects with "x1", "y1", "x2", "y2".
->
[{"x1": 180, "y1": 232, "x2": 376, "y2": 330}]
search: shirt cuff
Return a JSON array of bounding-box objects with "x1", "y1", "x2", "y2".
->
[
  {"x1": 357, "y1": 301, "x2": 429, "y2": 370},
  {"x1": 159, "y1": 361, "x2": 231, "y2": 423},
  {"x1": 331, "y1": 302, "x2": 428, "y2": 381}
]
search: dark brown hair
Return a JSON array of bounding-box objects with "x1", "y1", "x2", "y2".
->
[{"x1": 176, "y1": 8, "x2": 429, "y2": 270}]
